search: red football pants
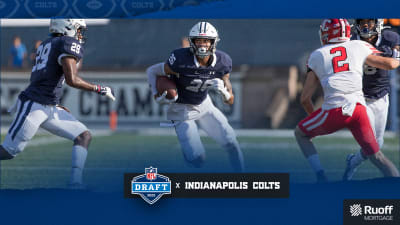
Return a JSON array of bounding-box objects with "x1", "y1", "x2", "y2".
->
[{"x1": 298, "y1": 104, "x2": 379, "y2": 155}]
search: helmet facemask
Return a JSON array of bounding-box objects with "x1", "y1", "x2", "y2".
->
[
  {"x1": 189, "y1": 37, "x2": 217, "y2": 58},
  {"x1": 76, "y1": 26, "x2": 87, "y2": 44},
  {"x1": 355, "y1": 19, "x2": 383, "y2": 39}
]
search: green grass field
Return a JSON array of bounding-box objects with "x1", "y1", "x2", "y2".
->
[{"x1": 0, "y1": 131, "x2": 398, "y2": 191}]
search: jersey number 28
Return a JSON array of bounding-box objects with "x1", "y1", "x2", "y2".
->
[{"x1": 330, "y1": 46, "x2": 350, "y2": 73}]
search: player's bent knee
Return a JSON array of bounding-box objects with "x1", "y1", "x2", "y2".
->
[{"x1": 73, "y1": 130, "x2": 92, "y2": 149}]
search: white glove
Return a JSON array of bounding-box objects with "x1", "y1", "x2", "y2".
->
[
  {"x1": 210, "y1": 78, "x2": 231, "y2": 101},
  {"x1": 96, "y1": 85, "x2": 116, "y2": 101},
  {"x1": 155, "y1": 91, "x2": 178, "y2": 104}
]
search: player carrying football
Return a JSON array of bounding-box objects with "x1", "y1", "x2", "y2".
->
[
  {"x1": 294, "y1": 19, "x2": 400, "y2": 182},
  {"x1": 146, "y1": 22, "x2": 244, "y2": 172},
  {"x1": 0, "y1": 19, "x2": 115, "y2": 188},
  {"x1": 343, "y1": 19, "x2": 400, "y2": 180}
]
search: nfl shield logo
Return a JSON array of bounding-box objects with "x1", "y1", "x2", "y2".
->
[
  {"x1": 146, "y1": 167, "x2": 157, "y2": 181},
  {"x1": 131, "y1": 167, "x2": 171, "y2": 204}
]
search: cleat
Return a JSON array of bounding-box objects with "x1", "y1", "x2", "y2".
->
[
  {"x1": 316, "y1": 170, "x2": 328, "y2": 183},
  {"x1": 343, "y1": 154, "x2": 357, "y2": 181}
]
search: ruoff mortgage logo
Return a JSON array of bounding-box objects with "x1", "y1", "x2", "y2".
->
[
  {"x1": 344, "y1": 200, "x2": 400, "y2": 225},
  {"x1": 350, "y1": 204, "x2": 363, "y2": 216}
]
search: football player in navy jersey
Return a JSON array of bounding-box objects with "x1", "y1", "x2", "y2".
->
[
  {"x1": 147, "y1": 22, "x2": 244, "y2": 172},
  {"x1": 343, "y1": 19, "x2": 400, "y2": 180},
  {"x1": 0, "y1": 19, "x2": 115, "y2": 188}
]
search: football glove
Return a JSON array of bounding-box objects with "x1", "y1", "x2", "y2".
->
[
  {"x1": 154, "y1": 91, "x2": 178, "y2": 104},
  {"x1": 210, "y1": 78, "x2": 231, "y2": 101},
  {"x1": 95, "y1": 85, "x2": 116, "y2": 101},
  {"x1": 378, "y1": 45, "x2": 394, "y2": 58}
]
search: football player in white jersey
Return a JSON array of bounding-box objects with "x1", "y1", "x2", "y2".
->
[
  {"x1": 294, "y1": 19, "x2": 400, "y2": 182},
  {"x1": 146, "y1": 22, "x2": 244, "y2": 172}
]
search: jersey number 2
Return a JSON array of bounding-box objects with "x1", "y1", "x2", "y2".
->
[
  {"x1": 32, "y1": 42, "x2": 51, "y2": 72},
  {"x1": 330, "y1": 47, "x2": 349, "y2": 73}
]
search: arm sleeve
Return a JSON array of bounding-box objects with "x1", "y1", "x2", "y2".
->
[{"x1": 146, "y1": 62, "x2": 166, "y2": 96}]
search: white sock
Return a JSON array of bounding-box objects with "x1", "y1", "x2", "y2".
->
[
  {"x1": 350, "y1": 150, "x2": 366, "y2": 168},
  {"x1": 70, "y1": 145, "x2": 88, "y2": 184},
  {"x1": 307, "y1": 154, "x2": 323, "y2": 173}
]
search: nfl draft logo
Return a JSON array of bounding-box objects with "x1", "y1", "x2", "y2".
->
[{"x1": 131, "y1": 167, "x2": 171, "y2": 204}]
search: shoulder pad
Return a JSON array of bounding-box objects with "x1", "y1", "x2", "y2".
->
[
  {"x1": 216, "y1": 50, "x2": 232, "y2": 74},
  {"x1": 382, "y1": 30, "x2": 400, "y2": 47},
  {"x1": 59, "y1": 36, "x2": 84, "y2": 61},
  {"x1": 166, "y1": 48, "x2": 191, "y2": 71}
]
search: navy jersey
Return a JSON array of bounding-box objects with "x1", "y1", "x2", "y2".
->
[
  {"x1": 352, "y1": 30, "x2": 400, "y2": 99},
  {"x1": 21, "y1": 36, "x2": 84, "y2": 105},
  {"x1": 166, "y1": 48, "x2": 232, "y2": 105}
]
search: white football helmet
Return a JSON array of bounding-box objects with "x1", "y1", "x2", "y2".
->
[
  {"x1": 188, "y1": 21, "x2": 220, "y2": 58},
  {"x1": 49, "y1": 19, "x2": 87, "y2": 43}
]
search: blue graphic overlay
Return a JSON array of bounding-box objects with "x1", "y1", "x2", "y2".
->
[
  {"x1": 24, "y1": 0, "x2": 68, "y2": 18},
  {"x1": 0, "y1": 0, "x2": 19, "y2": 18},
  {"x1": 0, "y1": 0, "x2": 397, "y2": 18},
  {"x1": 73, "y1": 0, "x2": 116, "y2": 17},
  {"x1": 121, "y1": 0, "x2": 164, "y2": 17}
]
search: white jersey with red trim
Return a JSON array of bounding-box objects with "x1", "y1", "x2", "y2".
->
[{"x1": 307, "y1": 40, "x2": 379, "y2": 110}]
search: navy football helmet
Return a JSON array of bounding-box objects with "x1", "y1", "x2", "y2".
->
[{"x1": 355, "y1": 19, "x2": 384, "y2": 39}]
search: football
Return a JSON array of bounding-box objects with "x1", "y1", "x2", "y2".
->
[{"x1": 156, "y1": 76, "x2": 177, "y2": 99}]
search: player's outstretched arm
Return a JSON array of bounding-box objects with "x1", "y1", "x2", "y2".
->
[
  {"x1": 365, "y1": 54, "x2": 400, "y2": 70},
  {"x1": 300, "y1": 70, "x2": 319, "y2": 115},
  {"x1": 62, "y1": 56, "x2": 115, "y2": 101},
  {"x1": 62, "y1": 56, "x2": 96, "y2": 91},
  {"x1": 147, "y1": 62, "x2": 167, "y2": 96},
  {"x1": 222, "y1": 73, "x2": 234, "y2": 105}
]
